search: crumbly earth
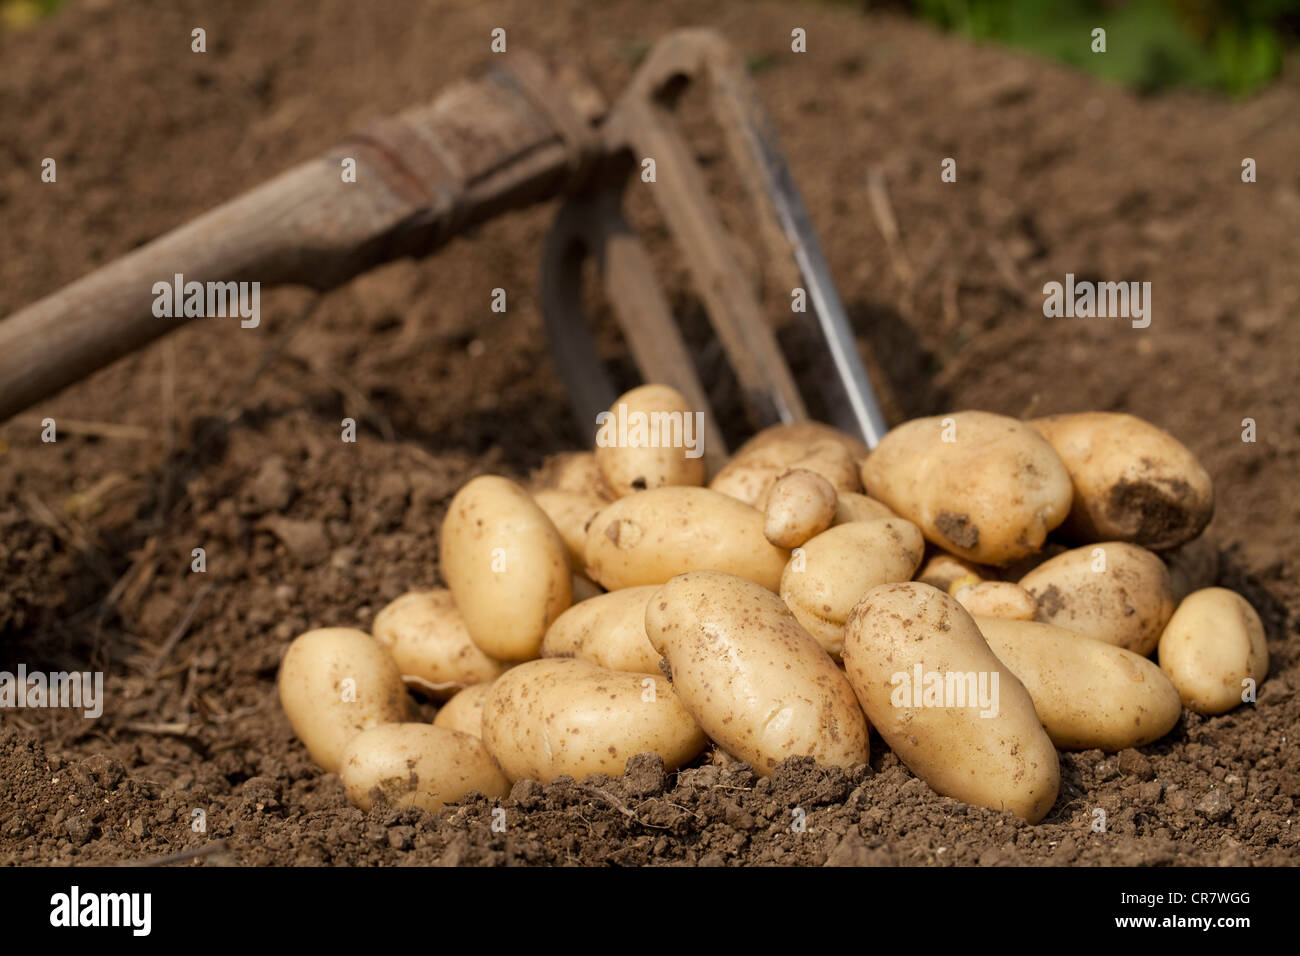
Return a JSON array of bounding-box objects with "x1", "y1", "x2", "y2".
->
[{"x1": 1, "y1": 0, "x2": 1297, "y2": 866}]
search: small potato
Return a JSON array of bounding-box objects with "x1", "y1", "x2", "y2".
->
[
  {"x1": 842, "y1": 583, "x2": 1059, "y2": 823},
  {"x1": 440, "y1": 475, "x2": 572, "y2": 661},
  {"x1": 481, "y1": 658, "x2": 706, "y2": 783},
  {"x1": 646, "y1": 571, "x2": 870, "y2": 775},
  {"x1": 541, "y1": 585, "x2": 661, "y2": 673},
  {"x1": 976, "y1": 617, "x2": 1182, "y2": 751},
  {"x1": 710, "y1": 422, "x2": 866, "y2": 507},
  {"x1": 764, "y1": 469, "x2": 837, "y2": 548},
  {"x1": 528, "y1": 451, "x2": 614, "y2": 501},
  {"x1": 1019, "y1": 542, "x2": 1174, "y2": 656},
  {"x1": 533, "y1": 489, "x2": 607, "y2": 571},
  {"x1": 278, "y1": 627, "x2": 410, "y2": 774},
  {"x1": 915, "y1": 550, "x2": 989, "y2": 592},
  {"x1": 1031, "y1": 412, "x2": 1213, "y2": 550},
  {"x1": 372, "y1": 589, "x2": 504, "y2": 699},
  {"x1": 584, "y1": 487, "x2": 788, "y2": 591},
  {"x1": 861, "y1": 412, "x2": 1072, "y2": 566},
  {"x1": 433, "y1": 681, "x2": 496, "y2": 738},
  {"x1": 953, "y1": 581, "x2": 1037, "y2": 621},
  {"x1": 340, "y1": 723, "x2": 509, "y2": 812},
  {"x1": 833, "y1": 492, "x2": 896, "y2": 525},
  {"x1": 1158, "y1": 588, "x2": 1268, "y2": 715},
  {"x1": 780, "y1": 517, "x2": 925, "y2": 657},
  {"x1": 594, "y1": 384, "x2": 707, "y2": 497},
  {"x1": 1162, "y1": 535, "x2": 1220, "y2": 603}
]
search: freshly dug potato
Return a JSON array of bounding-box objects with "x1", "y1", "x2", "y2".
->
[
  {"x1": 1163, "y1": 534, "x2": 1220, "y2": 603},
  {"x1": 915, "y1": 550, "x2": 989, "y2": 592},
  {"x1": 780, "y1": 517, "x2": 925, "y2": 657},
  {"x1": 860, "y1": 411, "x2": 1072, "y2": 566},
  {"x1": 975, "y1": 617, "x2": 1182, "y2": 751},
  {"x1": 710, "y1": 422, "x2": 866, "y2": 506},
  {"x1": 1019, "y1": 542, "x2": 1174, "y2": 656},
  {"x1": 1158, "y1": 588, "x2": 1268, "y2": 715},
  {"x1": 372, "y1": 589, "x2": 504, "y2": 699},
  {"x1": 541, "y1": 585, "x2": 661, "y2": 674},
  {"x1": 594, "y1": 384, "x2": 706, "y2": 497},
  {"x1": 278, "y1": 627, "x2": 410, "y2": 774},
  {"x1": 954, "y1": 581, "x2": 1037, "y2": 621},
  {"x1": 584, "y1": 487, "x2": 788, "y2": 591},
  {"x1": 533, "y1": 489, "x2": 607, "y2": 571},
  {"x1": 842, "y1": 583, "x2": 1059, "y2": 823},
  {"x1": 764, "y1": 468, "x2": 837, "y2": 548},
  {"x1": 645, "y1": 571, "x2": 870, "y2": 775},
  {"x1": 833, "y1": 492, "x2": 896, "y2": 525},
  {"x1": 1031, "y1": 412, "x2": 1213, "y2": 550},
  {"x1": 528, "y1": 451, "x2": 614, "y2": 501},
  {"x1": 481, "y1": 658, "x2": 706, "y2": 783},
  {"x1": 439, "y1": 475, "x2": 572, "y2": 661},
  {"x1": 340, "y1": 723, "x2": 509, "y2": 811},
  {"x1": 432, "y1": 681, "x2": 496, "y2": 738}
]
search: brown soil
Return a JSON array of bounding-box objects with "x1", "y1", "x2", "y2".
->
[{"x1": 1, "y1": 0, "x2": 1297, "y2": 866}]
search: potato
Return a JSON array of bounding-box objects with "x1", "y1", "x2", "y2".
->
[
  {"x1": 439, "y1": 475, "x2": 572, "y2": 661},
  {"x1": 528, "y1": 451, "x2": 614, "y2": 501},
  {"x1": 481, "y1": 658, "x2": 706, "y2": 783},
  {"x1": 340, "y1": 723, "x2": 509, "y2": 812},
  {"x1": 861, "y1": 411, "x2": 1072, "y2": 566},
  {"x1": 278, "y1": 627, "x2": 410, "y2": 774},
  {"x1": 532, "y1": 489, "x2": 607, "y2": 571},
  {"x1": 915, "y1": 550, "x2": 989, "y2": 592},
  {"x1": 841, "y1": 583, "x2": 1059, "y2": 823},
  {"x1": 710, "y1": 422, "x2": 865, "y2": 507},
  {"x1": 833, "y1": 492, "x2": 896, "y2": 525},
  {"x1": 1019, "y1": 542, "x2": 1174, "y2": 656},
  {"x1": 541, "y1": 585, "x2": 661, "y2": 673},
  {"x1": 1158, "y1": 588, "x2": 1268, "y2": 715},
  {"x1": 594, "y1": 384, "x2": 706, "y2": 497},
  {"x1": 433, "y1": 681, "x2": 496, "y2": 738},
  {"x1": 953, "y1": 581, "x2": 1037, "y2": 621},
  {"x1": 780, "y1": 517, "x2": 925, "y2": 657},
  {"x1": 645, "y1": 570, "x2": 870, "y2": 775},
  {"x1": 584, "y1": 486, "x2": 789, "y2": 591},
  {"x1": 975, "y1": 617, "x2": 1182, "y2": 750},
  {"x1": 764, "y1": 469, "x2": 837, "y2": 548},
  {"x1": 372, "y1": 589, "x2": 504, "y2": 699},
  {"x1": 1031, "y1": 412, "x2": 1213, "y2": 550}
]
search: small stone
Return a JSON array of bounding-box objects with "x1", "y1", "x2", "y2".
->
[{"x1": 1195, "y1": 789, "x2": 1232, "y2": 822}]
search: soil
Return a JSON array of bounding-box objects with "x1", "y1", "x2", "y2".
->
[{"x1": 1, "y1": 0, "x2": 1298, "y2": 866}]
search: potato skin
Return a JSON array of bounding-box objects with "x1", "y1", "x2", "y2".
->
[
  {"x1": 1019, "y1": 542, "x2": 1174, "y2": 656},
  {"x1": 780, "y1": 517, "x2": 925, "y2": 657},
  {"x1": 439, "y1": 475, "x2": 572, "y2": 661},
  {"x1": 1158, "y1": 588, "x2": 1269, "y2": 715},
  {"x1": 340, "y1": 723, "x2": 509, "y2": 812},
  {"x1": 833, "y1": 492, "x2": 896, "y2": 525},
  {"x1": 594, "y1": 384, "x2": 706, "y2": 497},
  {"x1": 433, "y1": 681, "x2": 496, "y2": 738},
  {"x1": 532, "y1": 489, "x2": 607, "y2": 571},
  {"x1": 481, "y1": 658, "x2": 706, "y2": 783},
  {"x1": 710, "y1": 422, "x2": 866, "y2": 507},
  {"x1": 528, "y1": 451, "x2": 614, "y2": 501},
  {"x1": 278, "y1": 627, "x2": 410, "y2": 774},
  {"x1": 583, "y1": 487, "x2": 789, "y2": 591},
  {"x1": 954, "y1": 581, "x2": 1037, "y2": 621},
  {"x1": 841, "y1": 583, "x2": 1059, "y2": 823},
  {"x1": 764, "y1": 469, "x2": 837, "y2": 548},
  {"x1": 372, "y1": 589, "x2": 504, "y2": 699},
  {"x1": 860, "y1": 411, "x2": 1072, "y2": 566},
  {"x1": 975, "y1": 617, "x2": 1182, "y2": 751},
  {"x1": 915, "y1": 550, "x2": 989, "y2": 592},
  {"x1": 541, "y1": 585, "x2": 662, "y2": 674},
  {"x1": 1031, "y1": 412, "x2": 1213, "y2": 550},
  {"x1": 645, "y1": 571, "x2": 870, "y2": 776}
]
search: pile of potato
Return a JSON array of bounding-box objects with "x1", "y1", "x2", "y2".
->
[{"x1": 278, "y1": 385, "x2": 1269, "y2": 824}]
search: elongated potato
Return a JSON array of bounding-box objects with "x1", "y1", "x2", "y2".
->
[
  {"x1": 372, "y1": 589, "x2": 504, "y2": 699},
  {"x1": 1158, "y1": 588, "x2": 1269, "y2": 715},
  {"x1": 834, "y1": 492, "x2": 896, "y2": 525},
  {"x1": 764, "y1": 469, "x2": 837, "y2": 548},
  {"x1": 541, "y1": 585, "x2": 661, "y2": 674},
  {"x1": 1019, "y1": 542, "x2": 1174, "y2": 656},
  {"x1": 954, "y1": 581, "x2": 1037, "y2": 621},
  {"x1": 528, "y1": 451, "x2": 614, "y2": 501},
  {"x1": 1031, "y1": 412, "x2": 1213, "y2": 550},
  {"x1": 340, "y1": 724, "x2": 509, "y2": 811},
  {"x1": 842, "y1": 583, "x2": 1059, "y2": 823},
  {"x1": 481, "y1": 658, "x2": 706, "y2": 782},
  {"x1": 780, "y1": 517, "x2": 925, "y2": 657},
  {"x1": 594, "y1": 384, "x2": 706, "y2": 497},
  {"x1": 645, "y1": 571, "x2": 870, "y2": 775},
  {"x1": 711, "y1": 422, "x2": 866, "y2": 506},
  {"x1": 440, "y1": 475, "x2": 572, "y2": 661},
  {"x1": 584, "y1": 487, "x2": 788, "y2": 591},
  {"x1": 975, "y1": 617, "x2": 1182, "y2": 750},
  {"x1": 533, "y1": 489, "x2": 607, "y2": 571},
  {"x1": 433, "y1": 681, "x2": 497, "y2": 738},
  {"x1": 278, "y1": 628, "x2": 410, "y2": 774}
]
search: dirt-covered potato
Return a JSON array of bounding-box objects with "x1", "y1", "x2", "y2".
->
[
  {"x1": 439, "y1": 475, "x2": 572, "y2": 661},
  {"x1": 645, "y1": 570, "x2": 870, "y2": 775},
  {"x1": 594, "y1": 384, "x2": 706, "y2": 497},
  {"x1": 779, "y1": 517, "x2": 925, "y2": 657},
  {"x1": 975, "y1": 617, "x2": 1182, "y2": 751},
  {"x1": 340, "y1": 723, "x2": 509, "y2": 811},
  {"x1": 1158, "y1": 588, "x2": 1269, "y2": 715},
  {"x1": 481, "y1": 658, "x2": 706, "y2": 783},
  {"x1": 532, "y1": 489, "x2": 607, "y2": 571},
  {"x1": 710, "y1": 422, "x2": 866, "y2": 507},
  {"x1": 833, "y1": 492, "x2": 896, "y2": 524},
  {"x1": 432, "y1": 681, "x2": 497, "y2": 738},
  {"x1": 371, "y1": 589, "x2": 504, "y2": 699},
  {"x1": 528, "y1": 451, "x2": 614, "y2": 501},
  {"x1": 583, "y1": 486, "x2": 789, "y2": 591},
  {"x1": 278, "y1": 627, "x2": 410, "y2": 774},
  {"x1": 541, "y1": 585, "x2": 661, "y2": 674},
  {"x1": 1019, "y1": 542, "x2": 1174, "y2": 656},
  {"x1": 841, "y1": 583, "x2": 1059, "y2": 823},
  {"x1": 953, "y1": 581, "x2": 1037, "y2": 621},
  {"x1": 860, "y1": 411, "x2": 1072, "y2": 566},
  {"x1": 1031, "y1": 412, "x2": 1213, "y2": 550},
  {"x1": 764, "y1": 468, "x2": 837, "y2": 548}
]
